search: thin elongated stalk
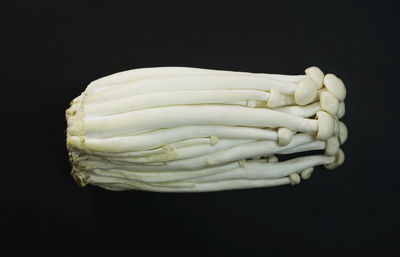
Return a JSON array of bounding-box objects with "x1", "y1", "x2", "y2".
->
[
  {"x1": 278, "y1": 140, "x2": 326, "y2": 154},
  {"x1": 194, "y1": 155, "x2": 334, "y2": 182},
  {"x1": 76, "y1": 133, "x2": 316, "y2": 171},
  {"x1": 89, "y1": 174, "x2": 290, "y2": 192},
  {"x1": 83, "y1": 137, "x2": 241, "y2": 159},
  {"x1": 90, "y1": 146, "x2": 168, "y2": 158},
  {"x1": 168, "y1": 138, "x2": 215, "y2": 148},
  {"x1": 87, "y1": 154, "x2": 332, "y2": 184},
  {"x1": 84, "y1": 89, "x2": 269, "y2": 116},
  {"x1": 90, "y1": 161, "x2": 240, "y2": 183},
  {"x1": 86, "y1": 66, "x2": 306, "y2": 94},
  {"x1": 68, "y1": 125, "x2": 278, "y2": 153},
  {"x1": 84, "y1": 74, "x2": 298, "y2": 104},
  {"x1": 273, "y1": 102, "x2": 321, "y2": 117},
  {"x1": 78, "y1": 105, "x2": 318, "y2": 138},
  {"x1": 107, "y1": 139, "x2": 252, "y2": 163}
]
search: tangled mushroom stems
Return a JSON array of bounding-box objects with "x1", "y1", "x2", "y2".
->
[{"x1": 66, "y1": 66, "x2": 347, "y2": 192}]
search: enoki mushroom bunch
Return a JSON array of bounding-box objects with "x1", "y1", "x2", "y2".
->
[{"x1": 66, "y1": 66, "x2": 347, "y2": 192}]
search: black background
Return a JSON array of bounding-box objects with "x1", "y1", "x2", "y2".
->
[{"x1": 2, "y1": 0, "x2": 400, "y2": 256}]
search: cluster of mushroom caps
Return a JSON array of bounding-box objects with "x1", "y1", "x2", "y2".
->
[{"x1": 66, "y1": 66, "x2": 347, "y2": 192}]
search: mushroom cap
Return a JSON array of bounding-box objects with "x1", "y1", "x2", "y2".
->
[
  {"x1": 325, "y1": 136, "x2": 340, "y2": 156},
  {"x1": 338, "y1": 122, "x2": 348, "y2": 144},
  {"x1": 324, "y1": 74, "x2": 346, "y2": 101},
  {"x1": 301, "y1": 167, "x2": 314, "y2": 180},
  {"x1": 289, "y1": 173, "x2": 301, "y2": 185},
  {"x1": 333, "y1": 117, "x2": 340, "y2": 135},
  {"x1": 337, "y1": 102, "x2": 346, "y2": 119},
  {"x1": 267, "y1": 155, "x2": 279, "y2": 163},
  {"x1": 305, "y1": 66, "x2": 324, "y2": 89},
  {"x1": 295, "y1": 77, "x2": 318, "y2": 105},
  {"x1": 316, "y1": 111, "x2": 335, "y2": 140},
  {"x1": 320, "y1": 91, "x2": 340, "y2": 116},
  {"x1": 277, "y1": 127, "x2": 293, "y2": 146}
]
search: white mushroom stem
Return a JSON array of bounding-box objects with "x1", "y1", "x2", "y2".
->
[
  {"x1": 231, "y1": 100, "x2": 252, "y2": 107},
  {"x1": 84, "y1": 74, "x2": 299, "y2": 104},
  {"x1": 84, "y1": 90, "x2": 270, "y2": 116},
  {"x1": 169, "y1": 138, "x2": 216, "y2": 148},
  {"x1": 273, "y1": 102, "x2": 321, "y2": 117},
  {"x1": 77, "y1": 133, "x2": 317, "y2": 171},
  {"x1": 182, "y1": 178, "x2": 291, "y2": 192},
  {"x1": 88, "y1": 174, "x2": 291, "y2": 192},
  {"x1": 194, "y1": 154, "x2": 334, "y2": 182},
  {"x1": 68, "y1": 125, "x2": 278, "y2": 153},
  {"x1": 87, "y1": 174, "x2": 196, "y2": 189},
  {"x1": 86, "y1": 137, "x2": 242, "y2": 159},
  {"x1": 78, "y1": 105, "x2": 319, "y2": 138},
  {"x1": 89, "y1": 161, "x2": 240, "y2": 183},
  {"x1": 85, "y1": 136, "x2": 223, "y2": 159},
  {"x1": 90, "y1": 146, "x2": 168, "y2": 158},
  {"x1": 86, "y1": 66, "x2": 306, "y2": 94},
  {"x1": 104, "y1": 139, "x2": 252, "y2": 163},
  {"x1": 78, "y1": 135, "x2": 325, "y2": 165},
  {"x1": 277, "y1": 140, "x2": 326, "y2": 154}
]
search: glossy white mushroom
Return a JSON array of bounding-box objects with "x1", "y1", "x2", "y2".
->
[
  {"x1": 273, "y1": 102, "x2": 321, "y2": 117},
  {"x1": 315, "y1": 111, "x2": 336, "y2": 140},
  {"x1": 324, "y1": 74, "x2": 347, "y2": 101},
  {"x1": 277, "y1": 127, "x2": 295, "y2": 146},
  {"x1": 294, "y1": 77, "x2": 318, "y2": 105},
  {"x1": 319, "y1": 91, "x2": 340, "y2": 116},
  {"x1": 86, "y1": 66, "x2": 307, "y2": 94},
  {"x1": 84, "y1": 74, "x2": 299, "y2": 104},
  {"x1": 338, "y1": 122, "x2": 348, "y2": 144},
  {"x1": 66, "y1": 66, "x2": 348, "y2": 192},
  {"x1": 305, "y1": 66, "x2": 324, "y2": 89},
  {"x1": 337, "y1": 102, "x2": 346, "y2": 119}
]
